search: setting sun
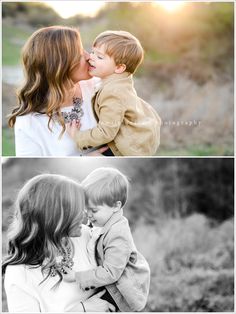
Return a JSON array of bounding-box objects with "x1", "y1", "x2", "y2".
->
[{"x1": 155, "y1": 1, "x2": 185, "y2": 12}]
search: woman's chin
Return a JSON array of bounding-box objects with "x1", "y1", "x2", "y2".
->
[{"x1": 88, "y1": 70, "x2": 96, "y2": 77}]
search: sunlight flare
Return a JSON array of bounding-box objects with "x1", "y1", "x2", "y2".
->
[
  {"x1": 155, "y1": 1, "x2": 185, "y2": 12},
  {"x1": 45, "y1": 1, "x2": 105, "y2": 19}
]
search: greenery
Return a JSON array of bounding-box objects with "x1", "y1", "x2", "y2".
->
[
  {"x1": 2, "y1": 128, "x2": 15, "y2": 156},
  {"x1": 2, "y1": 23, "x2": 31, "y2": 65},
  {"x1": 157, "y1": 144, "x2": 234, "y2": 157}
]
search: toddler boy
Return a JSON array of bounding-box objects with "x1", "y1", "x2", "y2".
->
[
  {"x1": 63, "y1": 167, "x2": 150, "y2": 312},
  {"x1": 66, "y1": 31, "x2": 161, "y2": 156}
]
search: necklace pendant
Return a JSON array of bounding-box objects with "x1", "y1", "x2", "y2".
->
[
  {"x1": 60, "y1": 97, "x2": 84, "y2": 123},
  {"x1": 48, "y1": 244, "x2": 74, "y2": 277}
]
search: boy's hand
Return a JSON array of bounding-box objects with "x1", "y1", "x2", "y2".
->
[
  {"x1": 62, "y1": 266, "x2": 76, "y2": 282},
  {"x1": 66, "y1": 120, "x2": 81, "y2": 140}
]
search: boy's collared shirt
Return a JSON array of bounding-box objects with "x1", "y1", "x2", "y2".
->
[
  {"x1": 75, "y1": 210, "x2": 150, "y2": 311},
  {"x1": 74, "y1": 72, "x2": 161, "y2": 156}
]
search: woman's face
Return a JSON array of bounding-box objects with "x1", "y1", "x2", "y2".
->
[
  {"x1": 68, "y1": 217, "x2": 83, "y2": 237},
  {"x1": 71, "y1": 50, "x2": 92, "y2": 83}
]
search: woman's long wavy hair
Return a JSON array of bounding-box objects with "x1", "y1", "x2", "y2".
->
[
  {"x1": 2, "y1": 174, "x2": 85, "y2": 286},
  {"x1": 8, "y1": 26, "x2": 83, "y2": 136}
]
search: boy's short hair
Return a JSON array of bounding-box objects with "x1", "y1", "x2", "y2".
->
[
  {"x1": 93, "y1": 30, "x2": 144, "y2": 74},
  {"x1": 82, "y1": 167, "x2": 129, "y2": 207}
]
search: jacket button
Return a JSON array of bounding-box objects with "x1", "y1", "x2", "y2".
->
[
  {"x1": 90, "y1": 286, "x2": 95, "y2": 289},
  {"x1": 85, "y1": 287, "x2": 90, "y2": 291},
  {"x1": 88, "y1": 146, "x2": 93, "y2": 149},
  {"x1": 83, "y1": 147, "x2": 87, "y2": 150}
]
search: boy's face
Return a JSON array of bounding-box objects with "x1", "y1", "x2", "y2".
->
[
  {"x1": 86, "y1": 200, "x2": 115, "y2": 227},
  {"x1": 88, "y1": 44, "x2": 118, "y2": 79}
]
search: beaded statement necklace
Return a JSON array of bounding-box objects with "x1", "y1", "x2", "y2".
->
[
  {"x1": 60, "y1": 97, "x2": 84, "y2": 123},
  {"x1": 49, "y1": 245, "x2": 74, "y2": 277}
]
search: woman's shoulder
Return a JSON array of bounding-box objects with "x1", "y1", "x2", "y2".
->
[
  {"x1": 5, "y1": 264, "x2": 28, "y2": 285},
  {"x1": 15, "y1": 113, "x2": 43, "y2": 128}
]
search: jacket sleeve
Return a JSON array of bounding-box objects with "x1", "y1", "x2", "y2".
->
[
  {"x1": 75, "y1": 232, "x2": 131, "y2": 289},
  {"x1": 4, "y1": 266, "x2": 41, "y2": 312},
  {"x1": 74, "y1": 93, "x2": 125, "y2": 150}
]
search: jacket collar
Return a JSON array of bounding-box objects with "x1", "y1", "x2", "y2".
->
[
  {"x1": 101, "y1": 72, "x2": 132, "y2": 87},
  {"x1": 99, "y1": 209, "x2": 124, "y2": 236}
]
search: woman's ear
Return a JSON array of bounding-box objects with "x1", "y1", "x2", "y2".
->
[
  {"x1": 113, "y1": 201, "x2": 122, "y2": 212},
  {"x1": 115, "y1": 64, "x2": 126, "y2": 74}
]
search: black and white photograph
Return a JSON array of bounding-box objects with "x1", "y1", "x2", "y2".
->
[
  {"x1": 2, "y1": 158, "x2": 234, "y2": 312},
  {"x1": 1, "y1": 0, "x2": 234, "y2": 313}
]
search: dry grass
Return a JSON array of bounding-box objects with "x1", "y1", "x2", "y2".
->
[
  {"x1": 135, "y1": 75, "x2": 234, "y2": 155},
  {"x1": 133, "y1": 215, "x2": 234, "y2": 311}
]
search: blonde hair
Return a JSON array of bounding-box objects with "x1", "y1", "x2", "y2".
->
[
  {"x1": 8, "y1": 26, "x2": 83, "y2": 136},
  {"x1": 93, "y1": 30, "x2": 144, "y2": 74},
  {"x1": 82, "y1": 167, "x2": 129, "y2": 207},
  {"x1": 2, "y1": 174, "x2": 85, "y2": 286}
]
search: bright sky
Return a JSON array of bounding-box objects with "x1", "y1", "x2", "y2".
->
[
  {"x1": 45, "y1": 1, "x2": 185, "y2": 19},
  {"x1": 45, "y1": 1, "x2": 106, "y2": 19},
  {"x1": 155, "y1": 1, "x2": 185, "y2": 12}
]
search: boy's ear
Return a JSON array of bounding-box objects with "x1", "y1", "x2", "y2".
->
[
  {"x1": 113, "y1": 201, "x2": 122, "y2": 212},
  {"x1": 115, "y1": 64, "x2": 126, "y2": 74}
]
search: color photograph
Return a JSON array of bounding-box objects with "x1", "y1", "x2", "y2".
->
[{"x1": 2, "y1": 1, "x2": 234, "y2": 156}]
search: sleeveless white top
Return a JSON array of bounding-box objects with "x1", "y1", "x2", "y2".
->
[
  {"x1": 14, "y1": 79, "x2": 97, "y2": 156},
  {"x1": 4, "y1": 225, "x2": 97, "y2": 312}
]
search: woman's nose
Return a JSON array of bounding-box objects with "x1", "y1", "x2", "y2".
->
[
  {"x1": 84, "y1": 50, "x2": 90, "y2": 61},
  {"x1": 87, "y1": 211, "x2": 93, "y2": 218}
]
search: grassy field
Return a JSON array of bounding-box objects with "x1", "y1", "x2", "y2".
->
[
  {"x1": 133, "y1": 215, "x2": 234, "y2": 312},
  {"x1": 2, "y1": 22, "x2": 32, "y2": 65},
  {"x1": 2, "y1": 128, "x2": 15, "y2": 156}
]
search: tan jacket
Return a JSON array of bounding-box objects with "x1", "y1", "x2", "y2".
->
[
  {"x1": 75, "y1": 211, "x2": 150, "y2": 311},
  {"x1": 75, "y1": 72, "x2": 161, "y2": 156}
]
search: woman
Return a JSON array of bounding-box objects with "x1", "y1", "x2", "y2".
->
[
  {"x1": 2, "y1": 174, "x2": 115, "y2": 312},
  {"x1": 8, "y1": 26, "x2": 107, "y2": 156}
]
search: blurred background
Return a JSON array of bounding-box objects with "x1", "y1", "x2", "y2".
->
[
  {"x1": 2, "y1": 1, "x2": 234, "y2": 156},
  {"x1": 2, "y1": 157, "x2": 234, "y2": 311}
]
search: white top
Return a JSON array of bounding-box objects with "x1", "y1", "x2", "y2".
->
[
  {"x1": 4, "y1": 225, "x2": 97, "y2": 312},
  {"x1": 14, "y1": 79, "x2": 97, "y2": 156}
]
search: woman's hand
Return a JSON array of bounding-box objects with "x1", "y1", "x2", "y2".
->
[
  {"x1": 66, "y1": 120, "x2": 81, "y2": 140},
  {"x1": 83, "y1": 290, "x2": 116, "y2": 312},
  {"x1": 62, "y1": 266, "x2": 76, "y2": 282}
]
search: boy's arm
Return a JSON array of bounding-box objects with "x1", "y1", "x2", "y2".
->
[
  {"x1": 74, "y1": 93, "x2": 125, "y2": 150},
  {"x1": 75, "y1": 232, "x2": 131, "y2": 289}
]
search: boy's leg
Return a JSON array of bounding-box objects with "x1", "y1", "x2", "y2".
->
[
  {"x1": 100, "y1": 288, "x2": 119, "y2": 311},
  {"x1": 102, "y1": 148, "x2": 114, "y2": 156}
]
